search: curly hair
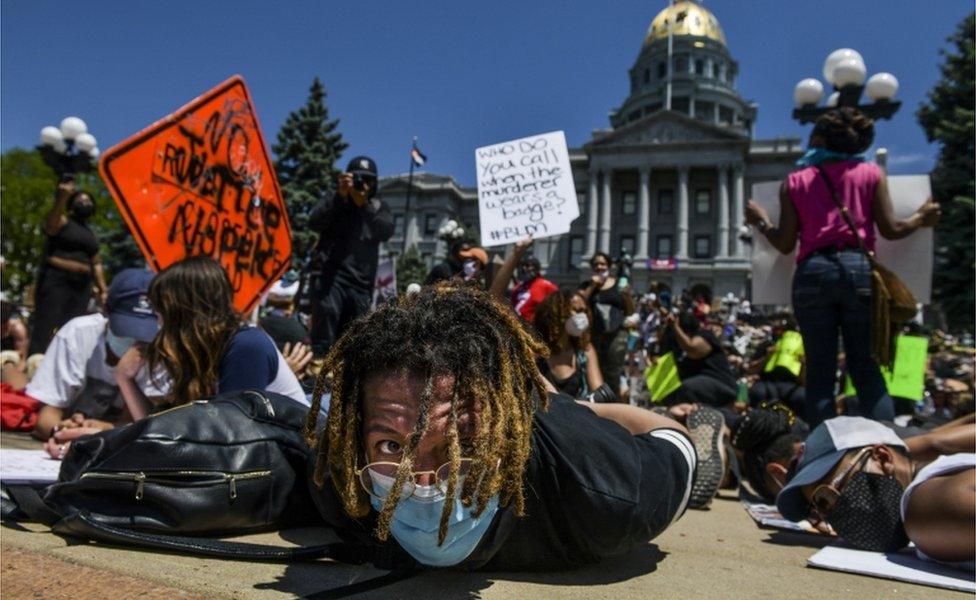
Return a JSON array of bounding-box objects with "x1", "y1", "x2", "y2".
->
[
  {"x1": 813, "y1": 107, "x2": 875, "y2": 154},
  {"x1": 731, "y1": 403, "x2": 804, "y2": 502},
  {"x1": 303, "y1": 284, "x2": 550, "y2": 545},
  {"x1": 145, "y1": 256, "x2": 241, "y2": 405},
  {"x1": 534, "y1": 290, "x2": 591, "y2": 353}
]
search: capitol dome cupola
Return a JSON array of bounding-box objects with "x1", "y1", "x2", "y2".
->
[{"x1": 610, "y1": 1, "x2": 756, "y2": 135}]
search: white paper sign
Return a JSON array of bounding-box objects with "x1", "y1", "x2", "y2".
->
[
  {"x1": 808, "y1": 545, "x2": 975, "y2": 593},
  {"x1": 475, "y1": 131, "x2": 579, "y2": 247},
  {"x1": 750, "y1": 175, "x2": 933, "y2": 305},
  {"x1": 1, "y1": 449, "x2": 62, "y2": 484}
]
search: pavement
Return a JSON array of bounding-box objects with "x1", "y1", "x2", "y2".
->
[{"x1": 0, "y1": 432, "x2": 969, "y2": 599}]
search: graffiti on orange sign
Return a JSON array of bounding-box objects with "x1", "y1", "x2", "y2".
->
[{"x1": 99, "y1": 76, "x2": 290, "y2": 313}]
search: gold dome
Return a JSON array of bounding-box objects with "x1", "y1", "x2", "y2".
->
[{"x1": 644, "y1": 1, "x2": 726, "y2": 46}]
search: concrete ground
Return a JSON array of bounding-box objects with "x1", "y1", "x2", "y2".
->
[{"x1": 1, "y1": 432, "x2": 969, "y2": 599}]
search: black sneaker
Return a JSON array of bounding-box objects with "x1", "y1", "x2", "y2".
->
[{"x1": 686, "y1": 406, "x2": 725, "y2": 509}]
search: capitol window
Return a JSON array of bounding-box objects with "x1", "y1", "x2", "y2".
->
[
  {"x1": 658, "y1": 190, "x2": 674, "y2": 215},
  {"x1": 656, "y1": 235, "x2": 673, "y2": 258},
  {"x1": 393, "y1": 213, "x2": 405, "y2": 237},
  {"x1": 695, "y1": 59, "x2": 704, "y2": 75},
  {"x1": 619, "y1": 236, "x2": 635, "y2": 257},
  {"x1": 657, "y1": 62, "x2": 666, "y2": 79},
  {"x1": 424, "y1": 213, "x2": 439, "y2": 235},
  {"x1": 569, "y1": 236, "x2": 584, "y2": 269},
  {"x1": 694, "y1": 235, "x2": 712, "y2": 258},
  {"x1": 695, "y1": 189, "x2": 712, "y2": 214},
  {"x1": 622, "y1": 191, "x2": 636, "y2": 215},
  {"x1": 578, "y1": 191, "x2": 586, "y2": 217}
]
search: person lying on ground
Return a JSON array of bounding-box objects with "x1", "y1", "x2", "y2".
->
[
  {"x1": 532, "y1": 289, "x2": 612, "y2": 402},
  {"x1": 651, "y1": 402, "x2": 729, "y2": 509},
  {"x1": 777, "y1": 416, "x2": 975, "y2": 563},
  {"x1": 28, "y1": 268, "x2": 163, "y2": 444},
  {"x1": 731, "y1": 403, "x2": 808, "y2": 503},
  {"x1": 303, "y1": 285, "x2": 697, "y2": 570},
  {"x1": 118, "y1": 256, "x2": 308, "y2": 422}
]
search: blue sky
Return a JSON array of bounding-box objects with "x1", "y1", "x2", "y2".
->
[{"x1": 2, "y1": 1, "x2": 971, "y2": 187}]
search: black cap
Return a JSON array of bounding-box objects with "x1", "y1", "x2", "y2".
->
[{"x1": 346, "y1": 156, "x2": 378, "y2": 178}]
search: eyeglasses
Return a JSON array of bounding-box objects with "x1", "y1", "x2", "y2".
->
[
  {"x1": 809, "y1": 446, "x2": 872, "y2": 520},
  {"x1": 355, "y1": 459, "x2": 474, "y2": 501}
]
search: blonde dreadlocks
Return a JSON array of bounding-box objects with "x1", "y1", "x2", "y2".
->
[{"x1": 302, "y1": 284, "x2": 550, "y2": 544}]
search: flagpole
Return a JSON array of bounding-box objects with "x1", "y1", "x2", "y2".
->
[
  {"x1": 402, "y1": 136, "x2": 417, "y2": 254},
  {"x1": 665, "y1": 0, "x2": 674, "y2": 111}
]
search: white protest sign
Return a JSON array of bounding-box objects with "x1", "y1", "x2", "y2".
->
[
  {"x1": 750, "y1": 174, "x2": 933, "y2": 305},
  {"x1": 475, "y1": 131, "x2": 579, "y2": 247}
]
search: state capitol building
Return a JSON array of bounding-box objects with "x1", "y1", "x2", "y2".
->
[{"x1": 377, "y1": 1, "x2": 802, "y2": 300}]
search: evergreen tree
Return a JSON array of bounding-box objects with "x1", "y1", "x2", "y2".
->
[
  {"x1": 396, "y1": 245, "x2": 428, "y2": 293},
  {"x1": 917, "y1": 13, "x2": 975, "y2": 332},
  {"x1": 273, "y1": 77, "x2": 348, "y2": 268}
]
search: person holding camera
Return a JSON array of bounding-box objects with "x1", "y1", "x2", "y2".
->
[
  {"x1": 306, "y1": 156, "x2": 394, "y2": 355},
  {"x1": 28, "y1": 179, "x2": 108, "y2": 356}
]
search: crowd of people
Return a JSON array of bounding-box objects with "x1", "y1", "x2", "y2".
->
[{"x1": 1, "y1": 108, "x2": 973, "y2": 572}]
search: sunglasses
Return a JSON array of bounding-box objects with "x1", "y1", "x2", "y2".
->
[{"x1": 809, "y1": 446, "x2": 873, "y2": 520}]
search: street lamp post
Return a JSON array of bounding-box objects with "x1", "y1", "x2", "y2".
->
[
  {"x1": 791, "y1": 48, "x2": 900, "y2": 124},
  {"x1": 38, "y1": 116, "x2": 100, "y2": 180}
]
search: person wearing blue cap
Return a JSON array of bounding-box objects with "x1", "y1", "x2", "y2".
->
[
  {"x1": 27, "y1": 268, "x2": 166, "y2": 445},
  {"x1": 776, "y1": 416, "x2": 975, "y2": 564}
]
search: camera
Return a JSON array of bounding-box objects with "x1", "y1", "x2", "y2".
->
[{"x1": 352, "y1": 173, "x2": 367, "y2": 191}]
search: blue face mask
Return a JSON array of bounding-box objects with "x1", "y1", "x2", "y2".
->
[
  {"x1": 795, "y1": 147, "x2": 867, "y2": 167},
  {"x1": 105, "y1": 329, "x2": 137, "y2": 358},
  {"x1": 368, "y1": 469, "x2": 500, "y2": 567}
]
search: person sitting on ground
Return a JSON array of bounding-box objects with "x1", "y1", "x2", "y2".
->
[
  {"x1": 747, "y1": 322, "x2": 806, "y2": 417},
  {"x1": 489, "y1": 237, "x2": 558, "y2": 324},
  {"x1": 117, "y1": 256, "x2": 307, "y2": 423},
  {"x1": 777, "y1": 416, "x2": 975, "y2": 562},
  {"x1": 1, "y1": 300, "x2": 29, "y2": 360},
  {"x1": 26, "y1": 269, "x2": 163, "y2": 446},
  {"x1": 303, "y1": 285, "x2": 697, "y2": 570},
  {"x1": 260, "y1": 275, "x2": 313, "y2": 379},
  {"x1": 532, "y1": 290, "x2": 613, "y2": 402},
  {"x1": 659, "y1": 311, "x2": 739, "y2": 426}
]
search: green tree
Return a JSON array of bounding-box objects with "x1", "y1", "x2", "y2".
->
[
  {"x1": 396, "y1": 245, "x2": 428, "y2": 293},
  {"x1": 917, "y1": 13, "x2": 975, "y2": 332},
  {"x1": 0, "y1": 148, "x2": 142, "y2": 299},
  {"x1": 272, "y1": 77, "x2": 348, "y2": 267}
]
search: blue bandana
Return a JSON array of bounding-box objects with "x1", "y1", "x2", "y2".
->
[{"x1": 795, "y1": 147, "x2": 867, "y2": 167}]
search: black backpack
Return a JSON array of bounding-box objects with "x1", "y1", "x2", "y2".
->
[{"x1": 3, "y1": 389, "x2": 416, "y2": 577}]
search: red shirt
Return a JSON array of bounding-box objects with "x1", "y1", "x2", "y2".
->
[{"x1": 511, "y1": 277, "x2": 558, "y2": 323}]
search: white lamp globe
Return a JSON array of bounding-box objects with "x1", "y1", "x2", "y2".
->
[
  {"x1": 59, "y1": 117, "x2": 88, "y2": 140},
  {"x1": 74, "y1": 133, "x2": 97, "y2": 153},
  {"x1": 40, "y1": 126, "x2": 64, "y2": 147},
  {"x1": 793, "y1": 78, "x2": 824, "y2": 106},
  {"x1": 88, "y1": 147, "x2": 100, "y2": 160},
  {"x1": 832, "y1": 58, "x2": 867, "y2": 87},
  {"x1": 445, "y1": 219, "x2": 458, "y2": 231},
  {"x1": 826, "y1": 92, "x2": 840, "y2": 107},
  {"x1": 865, "y1": 72, "x2": 899, "y2": 101},
  {"x1": 822, "y1": 48, "x2": 865, "y2": 85}
]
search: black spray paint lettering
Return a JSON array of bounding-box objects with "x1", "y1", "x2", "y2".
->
[{"x1": 488, "y1": 222, "x2": 550, "y2": 242}]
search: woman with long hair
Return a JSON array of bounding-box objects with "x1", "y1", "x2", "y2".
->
[
  {"x1": 115, "y1": 256, "x2": 306, "y2": 419},
  {"x1": 745, "y1": 107, "x2": 940, "y2": 428},
  {"x1": 533, "y1": 290, "x2": 611, "y2": 402}
]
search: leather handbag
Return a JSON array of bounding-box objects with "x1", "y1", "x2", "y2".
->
[{"x1": 816, "y1": 167, "x2": 917, "y2": 368}]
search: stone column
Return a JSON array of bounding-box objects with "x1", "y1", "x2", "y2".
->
[
  {"x1": 599, "y1": 169, "x2": 612, "y2": 253},
  {"x1": 636, "y1": 166, "x2": 651, "y2": 260},
  {"x1": 732, "y1": 164, "x2": 745, "y2": 257},
  {"x1": 585, "y1": 169, "x2": 599, "y2": 258},
  {"x1": 676, "y1": 166, "x2": 689, "y2": 260},
  {"x1": 717, "y1": 164, "x2": 730, "y2": 258}
]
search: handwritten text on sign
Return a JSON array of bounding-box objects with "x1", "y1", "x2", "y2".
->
[
  {"x1": 99, "y1": 76, "x2": 291, "y2": 314},
  {"x1": 475, "y1": 131, "x2": 578, "y2": 247}
]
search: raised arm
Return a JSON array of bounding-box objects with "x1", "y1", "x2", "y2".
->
[
  {"x1": 872, "y1": 176, "x2": 940, "y2": 240},
  {"x1": 42, "y1": 181, "x2": 73, "y2": 236},
  {"x1": 488, "y1": 236, "x2": 532, "y2": 300}
]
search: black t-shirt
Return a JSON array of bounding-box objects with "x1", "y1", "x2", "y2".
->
[
  {"x1": 313, "y1": 393, "x2": 696, "y2": 571},
  {"x1": 308, "y1": 192, "x2": 394, "y2": 292},
  {"x1": 47, "y1": 218, "x2": 99, "y2": 263},
  {"x1": 674, "y1": 330, "x2": 737, "y2": 389},
  {"x1": 590, "y1": 286, "x2": 626, "y2": 336}
]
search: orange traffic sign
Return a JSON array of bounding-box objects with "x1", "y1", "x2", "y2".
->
[{"x1": 99, "y1": 75, "x2": 291, "y2": 314}]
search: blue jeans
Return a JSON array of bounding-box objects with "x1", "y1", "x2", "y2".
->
[{"x1": 792, "y1": 249, "x2": 893, "y2": 428}]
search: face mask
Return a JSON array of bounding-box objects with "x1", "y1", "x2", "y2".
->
[
  {"x1": 462, "y1": 259, "x2": 480, "y2": 281},
  {"x1": 106, "y1": 329, "x2": 137, "y2": 358},
  {"x1": 593, "y1": 269, "x2": 609, "y2": 283},
  {"x1": 829, "y1": 470, "x2": 909, "y2": 552},
  {"x1": 368, "y1": 468, "x2": 500, "y2": 567},
  {"x1": 71, "y1": 202, "x2": 95, "y2": 221},
  {"x1": 565, "y1": 313, "x2": 589, "y2": 337}
]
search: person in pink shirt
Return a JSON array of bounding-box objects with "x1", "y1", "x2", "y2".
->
[{"x1": 744, "y1": 108, "x2": 940, "y2": 428}]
